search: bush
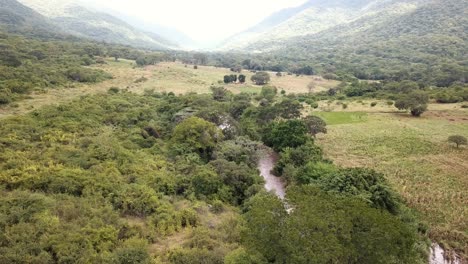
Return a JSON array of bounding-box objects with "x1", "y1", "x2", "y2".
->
[
  {"x1": 135, "y1": 76, "x2": 148, "y2": 83},
  {"x1": 114, "y1": 238, "x2": 151, "y2": 264},
  {"x1": 251, "y1": 72, "x2": 271, "y2": 85},
  {"x1": 448, "y1": 135, "x2": 467, "y2": 148},
  {"x1": 0, "y1": 91, "x2": 12, "y2": 105},
  {"x1": 210, "y1": 200, "x2": 224, "y2": 214},
  {"x1": 370, "y1": 102, "x2": 378, "y2": 107}
]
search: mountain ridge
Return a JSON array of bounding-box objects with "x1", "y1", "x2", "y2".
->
[{"x1": 15, "y1": 0, "x2": 178, "y2": 50}]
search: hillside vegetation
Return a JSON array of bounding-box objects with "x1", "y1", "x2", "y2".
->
[
  {"x1": 0, "y1": 89, "x2": 430, "y2": 263},
  {"x1": 13, "y1": 0, "x2": 177, "y2": 49},
  {"x1": 220, "y1": 0, "x2": 467, "y2": 87}
]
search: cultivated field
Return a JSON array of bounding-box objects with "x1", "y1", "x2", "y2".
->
[{"x1": 313, "y1": 103, "x2": 468, "y2": 258}]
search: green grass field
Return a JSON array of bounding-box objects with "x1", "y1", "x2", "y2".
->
[
  {"x1": 312, "y1": 112, "x2": 368, "y2": 125},
  {"x1": 315, "y1": 107, "x2": 468, "y2": 257}
]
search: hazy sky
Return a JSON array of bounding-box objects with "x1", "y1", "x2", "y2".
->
[{"x1": 82, "y1": 0, "x2": 307, "y2": 43}]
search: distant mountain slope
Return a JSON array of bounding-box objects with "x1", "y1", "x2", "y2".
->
[
  {"x1": 220, "y1": 0, "x2": 376, "y2": 50},
  {"x1": 102, "y1": 10, "x2": 197, "y2": 49},
  {"x1": 221, "y1": 0, "x2": 466, "y2": 85},
  {"x1": 0, "y1": 0, "x2": 62, "y2": 38},
  {"x1": 220, "y1": 0, "x2": 467, "y2": 52},
  {"x1": 16, "y1": 0, "x2": 178, "y2": 50}
]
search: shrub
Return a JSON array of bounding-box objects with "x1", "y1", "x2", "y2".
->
[
  {"x1": 135, "y1": 76, "x2": 148, "y2": 83},
  {"x1": 448, "y1": 135, "x2": 467, "y2": 148},
  {"x1": 210, "y1": 200, "x2": 224, "y2": 214},
  {"x1": 251, "y1": 72, "x2": 271, "y2": 85},
  {"x1": 0, "y1": 91, "x2": 12, "y2": 105},
  {"x1": 370, "y1": 102, "x2": 377, "y2": 107},
  {"x1": 108, "y1": 87, "x2": 120, "y2": 94}
]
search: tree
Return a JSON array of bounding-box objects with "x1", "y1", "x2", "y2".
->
[
  {"x1": 251, "y1": 72, "x2": 271, "y2": 85},
  {"x1": 262, "y1": 120, "x2": 309, "y2": 152},
  {"x1": 448, "y1": 135, "x2": 467, "y2": 148},
  {"x1": 224, "y1": 75, "x2": 238, "y2": 84},
  {"x1": 304, "y1": 115, "x2": 327, "y2": 137},
  {"x1": 242, "y1": 187, "x2": 419, "y2": 264},
  {"x1": 171, "y1": 117, "x2": 223, "y2": 156},
  {"x1": 242, "y1": 193, "x2": 288, "y2": 262},
  {"x1": 293, "y1": 65, "x2": 315, "y2": 75},
  {"x1": 238, "y1": 75, "x2": 246, "y2": 83},
  {"x1": 211, "y1": 86, "x2": 230, "y2": 101},
  {"x1": 275, "y1": 99, "x2": 303, "y2": 119},
  {"x1": 395, "y1": 91, "x2": 429, "y2": 117}
]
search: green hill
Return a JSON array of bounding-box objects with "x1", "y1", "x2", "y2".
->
[
  {"x1": 0, "y1": 0, "x2": 62, "y2": 38},
  {"x1": 16, "y1": 0, "x2": 178, "y2": 50},
  {"x1": 221, "y1": 0, "x2": 467, "y2": 86}
]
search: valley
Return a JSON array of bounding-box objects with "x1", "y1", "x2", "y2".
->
[
  {"x1": 0, "y1": 59, "x2": 339, "y2": 118},
  {"x1": 0, "y1": 0, "x2": 466, "y2": 263}
]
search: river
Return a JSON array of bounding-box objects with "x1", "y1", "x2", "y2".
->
[{"x1": 257, "y1": 151, "x2": 463, "y2": 264}]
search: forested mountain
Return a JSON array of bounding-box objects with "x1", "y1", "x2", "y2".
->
[
  {"x1": 15, "y1": 0, "x2": 178, "y2": 50},
  {"x1": 221, "y1": 0, "x2": 375, "y2": 50},
  {"x1": 219, "y1": 0, "x2": 467, "y2": 86},
  {"x1": 0, "y1": 0, "x2": 63, "y2": 38}
]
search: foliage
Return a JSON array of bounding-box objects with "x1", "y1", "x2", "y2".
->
[
  {"x1": 262, "y1": 120, "x2": 309, "y2": 152},
  {"x1": 395, "y1": 91, "x2": 429, "y2": 117},
  {"x1": 0, "y1": 92, "x2": 265, "y2": 263},
  {"x1": 171, "y1": 116, "x2": 224, "y2": 157},
  {"x1": 303, "y1": 115, "x2": 327, "y2": 137},
  {"x1": 223, "y1": 75, "x2": 238, "y2": 84},
  {"x1": 251, "y1": 72, "x2": 271, "y2": 85},
  {"x1": 0, "y1": 32, "x2": 173, "y2": 105},
  {"x1": 448, "y1": 135, "x2": 467, "y2": 148},
  {"x1": 242, "y1": 187, "x2": 420, "y2": 264},
  {"x1": 258, "y1": 86, "x2": 277, "y2": 102},
  {"x1": 238, "y1": 74, "x2": 246, "y2": 83},
  {"x1": 275, "y1": 98, "x2": 303, "y2": 119}
]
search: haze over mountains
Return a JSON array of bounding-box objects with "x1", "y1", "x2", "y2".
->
[
  {"x1": 3, "y1": 0, "x2": 467, "y2": 55},
  {"x1": 220, "y1": 0, "x2": 466, "y2": 51},
  {"x1": 7, "y1": 0, "x2": 178, "y2": 49}
]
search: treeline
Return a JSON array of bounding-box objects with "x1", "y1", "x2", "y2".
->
[{"x1": 0, "y1": 31, "x2": 173, "y2": 105}]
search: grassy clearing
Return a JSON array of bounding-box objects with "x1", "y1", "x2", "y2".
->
[
  {"x1": 315, "y1": 104, "x2": 468, "y2": 257},
  {"x1": 312, "y1": 112, "x2": 368, "y2": 125},
  {"x1": 0, "y1": 59, "x2": 338, "y2": 119}
]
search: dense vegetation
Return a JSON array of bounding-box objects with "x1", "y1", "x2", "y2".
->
[
  {"x1": 214, "y1": 0, "x2": 467, "y2": 89},
  {"x1": 0, "y1": 31, "x2": 174, "y2": 105},
  {"x1": 0, "y1": 86, "x2": 430, "y2": 263}
]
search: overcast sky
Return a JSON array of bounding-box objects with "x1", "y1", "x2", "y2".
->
[{"x1": 81, "y1": 0, "x2": 307, "y2": 43}]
